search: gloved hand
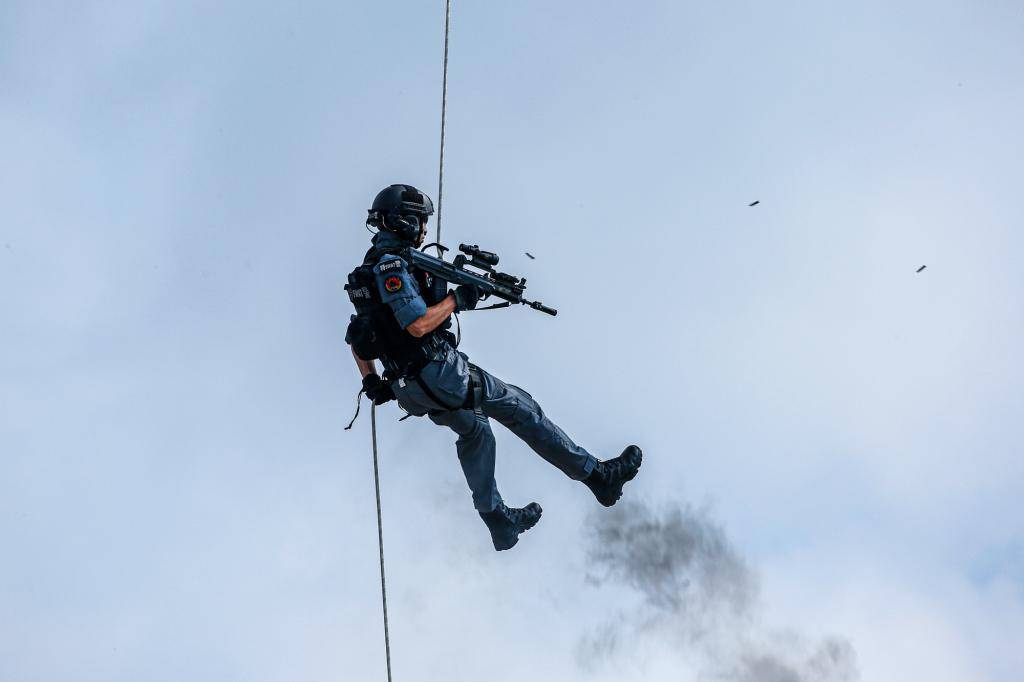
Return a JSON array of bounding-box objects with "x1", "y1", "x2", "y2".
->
[
  {"x1": 362, "y1": 373, "x2": 395, "y2": 405},
  {"x1": 452, "y1": 283, "x2": 480, "y2": 312}
]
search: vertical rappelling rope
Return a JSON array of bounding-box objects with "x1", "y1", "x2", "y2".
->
[
  {"x1": 436, "y1": 0, "x2": 453, "y2": 246},
  {"x1": 367, "y1": 4, "x2": 454, "y2": 680},
  {"x1": 370, "y1": 404, "x2": 393, "y2": 682}
]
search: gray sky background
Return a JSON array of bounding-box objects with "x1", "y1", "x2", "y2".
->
[{"x1": 2, "y1": 1, "x2": 1022, "y2": 680}]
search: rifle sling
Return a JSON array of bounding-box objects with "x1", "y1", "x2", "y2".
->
[{"x1": 470, "y1": 301, "x2": 512, "y2": 312}]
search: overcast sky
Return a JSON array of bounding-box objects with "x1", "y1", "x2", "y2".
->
[{"x1": 2, "y1": 1, "x2": 1023, "y2": 681}]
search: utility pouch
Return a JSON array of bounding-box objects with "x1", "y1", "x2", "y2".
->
[{"x1": 346, "y1": 314, "x2": 380, "y2": 361}]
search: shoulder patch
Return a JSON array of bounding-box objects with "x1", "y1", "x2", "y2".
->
[
  {"x1": 384, "y1": 275, "x2": 403, "y2": 293},
  {"x1": 377, "y1": 258, "x2": 403, "y2": 274}
]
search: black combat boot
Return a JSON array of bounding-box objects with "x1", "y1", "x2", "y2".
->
[
  {"x1": 478, "y1": 501, "x2": 543, "y2": 551},
  {"x1": 583, "y1": 445, "x2": 643, "y2": 507}
]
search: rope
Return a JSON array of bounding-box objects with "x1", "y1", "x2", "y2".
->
[
  {"x1": 370, "y1": 403, "x2": 394, "y2": 682},
  {"x1": 436, "y1": 0, "x2": 453, "y2": 246},
  {"x1": 363, "y1": 6, "x2": 454, "y2": 680},
  {"x1": 344, "y1": 391, "x2": 365, "y2": 431}
]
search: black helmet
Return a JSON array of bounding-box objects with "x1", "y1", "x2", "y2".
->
[{"x1": 367, "y1": 184, "x2": 434, "y2": 241}]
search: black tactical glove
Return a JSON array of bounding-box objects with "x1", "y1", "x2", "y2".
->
[
  {"x1": 452, "y1": 284, "x2": 481, "y2": 312},
  {"x1": 362, "y1": 373, "x2": 395, "y2": 405}
]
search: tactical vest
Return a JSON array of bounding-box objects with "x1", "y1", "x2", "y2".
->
[{"x1": 345, "y1": 246, "x2": 452, "y2": 375}]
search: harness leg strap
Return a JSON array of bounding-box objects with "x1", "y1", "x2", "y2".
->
[
  {"x1": 413, "y1": 374, "x2": 462, "y2": 411},
  {"x1": 409, "y1": 362, "x2": 483, "y2": 412},
  {"x1": 462, "y1": 363, "x2": 484, "y2": 410}
]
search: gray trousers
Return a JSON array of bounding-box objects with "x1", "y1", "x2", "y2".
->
[{"x1": 391, "y1": 346, "x2": 597, "y2": 513}]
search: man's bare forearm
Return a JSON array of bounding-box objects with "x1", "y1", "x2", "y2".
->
[
  {"x1": 407, "y1": 295, "x2": 456, "y2": 338},
  {"x1": 352, "y1": 346, "x2": 377, "y2": 378}
]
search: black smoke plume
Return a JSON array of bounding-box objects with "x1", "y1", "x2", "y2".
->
[{"x1": 579, "y1": 501, "x2": 858, "y2": 681}]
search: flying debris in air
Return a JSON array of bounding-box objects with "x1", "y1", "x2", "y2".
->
[
  {"x1": 525, "y1": 252, "x2": 536, "y2": 260},
  {"x1": 748, "y1": 200, "x2": 760, "y2": 207},
  {"x1": 916, "y1": 265, "x2": 927, "y2": 273}
]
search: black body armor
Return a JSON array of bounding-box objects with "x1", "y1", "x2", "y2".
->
[{"x1": 345, "y1": 245, "x2": 452, "y2": 377}]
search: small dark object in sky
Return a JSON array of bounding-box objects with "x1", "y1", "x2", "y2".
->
[
  {"x1": 916, "y1": 265, "x2": 927, "y2": 273},
  {"x1": 748, "y1": 200, "x2": 760, "y2": 207},
  {"x1": 525, "y1": 252, "x2": 535, "y2": 259}
]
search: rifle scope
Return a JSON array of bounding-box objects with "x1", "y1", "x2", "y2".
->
[{"x1": 459, "y1": 244, "x2": 499, "y2": 267}]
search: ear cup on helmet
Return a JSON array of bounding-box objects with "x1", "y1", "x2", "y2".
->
[
  {"x1": 366, "y1": 210, "x2": 385, "y2": 231},
  {"x1": 385, "y1": 213, "x2": 421, "y2": 241}
]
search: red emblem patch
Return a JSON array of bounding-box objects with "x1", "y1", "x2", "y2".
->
[{"x1": 384, "y1": 275, "x2": 402, "y2": 293}]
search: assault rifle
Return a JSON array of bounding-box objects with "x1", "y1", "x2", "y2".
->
[{"x1": 401, "y1": 243, "x2": 557, "y2": 316}]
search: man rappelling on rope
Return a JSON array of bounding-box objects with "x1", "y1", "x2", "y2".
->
[{"x1": 346, "y1": 184, "x2": 642, "y2": 551}]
